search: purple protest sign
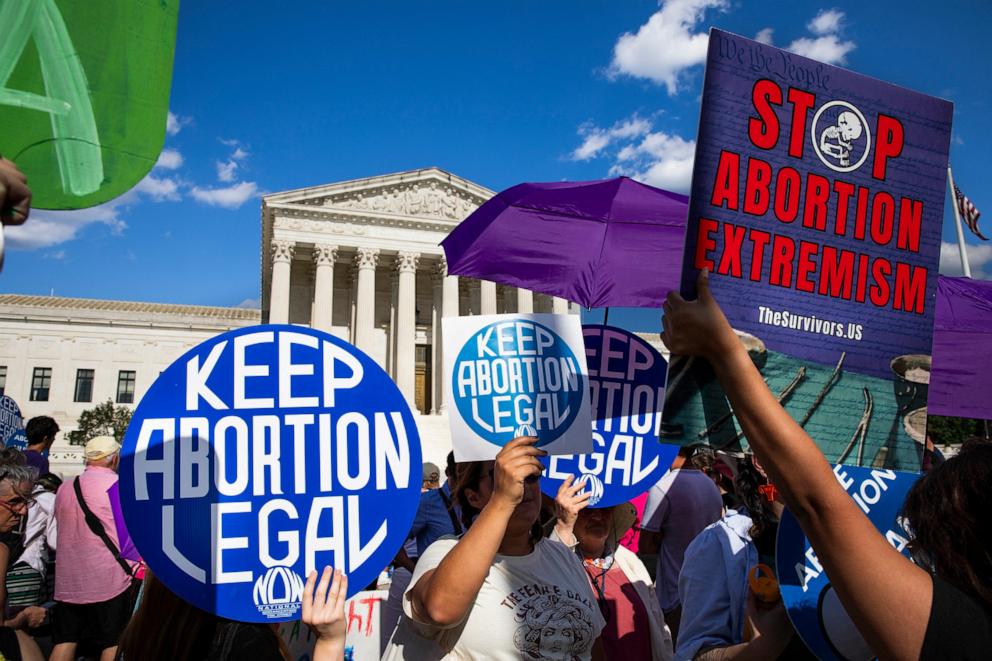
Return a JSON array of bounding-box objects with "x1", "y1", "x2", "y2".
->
[{"x1": 664, "y1": 29, "x2": 952, "y2": 471}]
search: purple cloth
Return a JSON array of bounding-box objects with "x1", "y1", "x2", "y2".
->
[
  {"x1": 107, "y1": 481, "x2": 142, "y2": 562},
  {"x1": 23, "y1": 449, "x2": 49, "y2": 475},
  {"x1": 441, "y1": 177, "x2": 688, "y2": 308},
  {"x1": 929, "y1": 276, "x2": 992, "y2": 420}
]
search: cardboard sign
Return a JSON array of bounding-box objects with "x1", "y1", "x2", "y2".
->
[
  {"x1": 541, "y1": 325, "x2": 678, "y2": 508},
  {"x1": 0, "y1": 396, "x2": 23, "y2": 447},
  {"x1": 119, "y1": 325, "x2": 421, "y2": 622},
  {"x1": 0, "y1": 0, "x2": 178, "y2": 209},
  {"x1": 279, "y1": 589, "x2": 387, "y2": 661},
  {"x1": 443, "y1": 313, "x2": 593, "y2": 461},
  {"x1": 666, "y1": 29, "x2": 952, "y2": 471},
  {"x1": 776, "y1": 465, "x2": 920, "y2": 660}
]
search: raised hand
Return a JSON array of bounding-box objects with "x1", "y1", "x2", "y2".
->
[
  {"x1": 303, "y1": 566, "x2": 348, "y2": 660},
  {"x1": 554, "y1": 474, "x2": 592, "y2": 544},
  {"x1": 661, "y1": 269, "x2": 738, "y2": 360},
  {"x1": 491, "y1": 436, "x2": 547, "y2": 509}
]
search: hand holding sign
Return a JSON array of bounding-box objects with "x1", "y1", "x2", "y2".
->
[
  {"x1": 552, "y1": 475, "x2": 591, "y2": 544},
  {"x1": 303, "y1": 566, "x2": 348, "y2": 659},
  {"x1": 661, "y1": 270, "x2": 737, "y2": 360},
  {"x1": 491, "y1": 437, "x2": 546, "y2": 510}
]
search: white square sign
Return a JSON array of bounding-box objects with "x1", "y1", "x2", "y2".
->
[{"x1": 442, "y1": 313, "x2": 593, "y2": 461}]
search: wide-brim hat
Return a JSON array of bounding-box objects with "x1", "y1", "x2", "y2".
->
[
  {"x1": 608, "y1": 502, "x2": 638, "y2": 541},
  {"x1": 84, "y1": 435, "x2": 120, "y2": 461}
]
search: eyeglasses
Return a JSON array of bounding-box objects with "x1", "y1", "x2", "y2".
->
[{"x1": 0, "y1": 496, "x2": 34, "y2": 515}]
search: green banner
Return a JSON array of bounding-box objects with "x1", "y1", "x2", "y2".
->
[{"x1": 0, "y1": 0, "x2": 179, "y2": 209}]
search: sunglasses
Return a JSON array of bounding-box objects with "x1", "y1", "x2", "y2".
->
[
  {"x1": 0, "y1": 496, "x2": 34, "y2": 514},
  {"x1": 487, "y1": 468, "x2": 540, "y2": 484}
]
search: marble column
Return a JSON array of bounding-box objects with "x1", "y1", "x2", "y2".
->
[
  {"x1": 395, "y1": 251, "x2": 420, "y2": 408},
  {"x1": 269, "y1": 239, "x2": 295, "y2": 324},
  {"x1": 516, "y1": 288, "x2": 534, "y2": 314},
  {"x1": 552, "y1": 296, "x2": 569, "y2": 315},
  {"x1": 354, "y1": 247, "x2": 380, "y2": 353},
  {"x1": 480, "y1": 280, "x2": 497, "y2": 315},
  {"x1": 431, "y1": 262, "x2": 444, "y2": 414},
  {"x1": 311, "y1": 244, "x2": 338, "y2": 332},
  {"x1": 440, "y1": 259, "x2": 459, "y2": 413}
]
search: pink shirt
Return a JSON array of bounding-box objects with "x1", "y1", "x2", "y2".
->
[
  {"x1": 54, "y1": 466, "x2": 132, "y2": 603},
  {"x1": 584, "y1": 563, "x2": 652, "y2": 659}
]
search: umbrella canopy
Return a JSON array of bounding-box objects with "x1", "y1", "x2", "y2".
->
[
  {"x1": 929, "y1": 275, "x2": 992, "y2": 421},
  {"x1": 441, "y1": 177, "x2": 688, "y2": 309}
]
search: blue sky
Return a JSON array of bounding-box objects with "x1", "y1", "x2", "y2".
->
[{"x1": 4, "y1": 0, "x2": 991, "y2": 332}]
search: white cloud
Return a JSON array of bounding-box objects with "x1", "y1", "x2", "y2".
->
[
  {"x1": 786, "y1": 9, "x2": 855, "y2": 65},
  {"x1": 133, "y1": 174, "x2": 182, "y2": 202},
  {"x1": 231, "y1": 147, "x2": 249, "y2": 161},
  {"x1": 5, "y1": 201, "x2": 128, "y2": 250},
  {"x1": 190, "y1": 181, "x2": 259, "y2": 209},
  {"x1": 571, "y1": 115, "x2": 695, "y2": 192},
  {"x1": 216, "y1": 160, "x2": 238, "y2": 182},
  {"x1": 940, "y1": 241, "x2": 992, "y2": 278},
  {"x1": 787, "y1": 34, "x2": 855, "y2": 64},
  {"x1": 166, "y1": 111, "x2": 190, "y2": 136},
  {"x1": 234, "y1": 298, "x2": 260, "y2": 309},
  {"x1": 156, "y1": 148, "x2": 183, "y2": 170},
  {"x1": 572, "y1": 117, "x2": 651, "y2": 161},
  {"x1": 755, "y1": 28, "x2": 774, "y2": 45},
  {"x1": 609, "y1": 0, "x2": 728, "y2": 95},
  {"x1": 808, "y1": 8, "x2": 844, "y2": 35},
  {"x1": 46, "y1": 250, "x2": 66, "y2": 260}
]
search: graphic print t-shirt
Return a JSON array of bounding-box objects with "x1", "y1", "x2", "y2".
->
[{"x1": 383, "y1": 537, "x2": 606, "y2": 660}]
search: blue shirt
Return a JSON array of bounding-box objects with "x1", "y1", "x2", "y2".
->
[
  {"x1": 408, "y1": 483, "x2": 462, "y2": 557},
  {"x1": 676, "y1": 510, "x2": 758, "y2": 661}
]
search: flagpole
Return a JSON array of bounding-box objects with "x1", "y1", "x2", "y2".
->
[{"x1": 948, "y1": 166, "x2": 972, "y2": 278}]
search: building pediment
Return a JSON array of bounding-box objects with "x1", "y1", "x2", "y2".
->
[{"x1": 263, "y1": 167, "x2": 494, "y2": 222}]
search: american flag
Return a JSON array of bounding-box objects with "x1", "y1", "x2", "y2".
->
[{"x1": 955, "y1": 185, "x2": 987, "y2": 241}]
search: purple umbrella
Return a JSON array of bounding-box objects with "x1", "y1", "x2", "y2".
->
[
  {"x1": 441, "y1": 177, "x2": 688, "y2": 309},
  {"x1": 929, "y1": 275, "x2": 992, "y2": 421},
  {"x1": 107, "y1": 481, "x2": 142, "y2": 562}
]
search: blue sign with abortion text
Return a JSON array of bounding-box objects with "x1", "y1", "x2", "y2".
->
[
  {"x1": 0, "y1": 396, "x2": 23, "y2": 447},
  {"x1": 119, "y1": 325, "x2": 422, "y2": 623},
  {"x1": 776, "y1": 465, "x2": 920, "y2": 660},
  {"x1": 542, "y1": 326, "x2": 678, "y2": 509}
]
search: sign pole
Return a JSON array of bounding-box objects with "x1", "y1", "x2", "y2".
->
[{"x1": 948, "y1": 166, "x2": 972, "y2": 278}]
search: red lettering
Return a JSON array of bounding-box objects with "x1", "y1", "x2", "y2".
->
[
  {"x1": 854, "y1": 186, "x2": 870, "y2": 240},
  {"x1": 855, "y1": 254, "x2": 870, "y2": 303},
  {"x1": 894, "y1": 263, "x2": 927, "y2": 314},
  {"x1": 869, "y1": 258, "x2": 892, "y2": 307},
  {"x1": 897, "y1": 197, "x2": 923, "y2": 253},
  {"x1": 873, "y1": 114, "x2": 904, "y2": 180},
  {"x1": 743, "y1": 157, "x2": 772, "y2": 215},
  {"x1": 718, "y1": 223, "x2": 747, "y2": 278},
  {"x1": 787, "y1": 88, "x2": 816, "y2": 158},
  {"x1": 796, "y1": 241, "x2": 818, "y2": 293},
  {"x1": 870, "y1": 192, "x2": 895, "y2": 246},
  {"x1": 695, "y1": 218, "x2": 719, "y2": 271},
  {"x1": 802, "y1": 173, "x2": 830, "y2": 231},
  {"x1": 819, "y1": 246, "x2": 855, "y2": 300},
  {"x1": 749, "y1": 79, "x2": 782, "y2": 150},
  {"x1": 773, "y1": 167, "x2": 801, "y2": 222},
  {"x1": 833, "y1": 180, "x2": 855, "y2": 237},
  {"x1": 769, "y1": 235, "x2": 795, "y2": 287},
  {"x1": 749, "y1": 229, "x2": 771, "y2": 282},
  {"x1": 711, "y1": 151, "x2": 740, "y2": 210}
]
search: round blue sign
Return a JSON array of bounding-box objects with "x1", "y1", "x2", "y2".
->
[
  {"x1": 0, "y1": 396, "x2": 23, "y2": 447},
  {"x1": 120, "y1": 325, "x2": 422, "y2": 622},
  {"x1": 776, "y1": 465, "x2": 920, "y2": 660},
  {"x1": 452, "y1": 319, "x2": 585, "y2": 448},
  {"x1": 541, "y1": 325, "x2": 678, "y2": 509}
]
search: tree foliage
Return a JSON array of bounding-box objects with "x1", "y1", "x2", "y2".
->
[
  {"x1": 67, "y1": 400, "x2": 133, "y2": 446},
  {"x1": 926, "y1": 414, "x2": 990, "y2": 446}
]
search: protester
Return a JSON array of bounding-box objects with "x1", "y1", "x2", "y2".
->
[
  {"x1": 676, "y1": 460, "x2": 805, "y2": 660},
  {"x1": 5, "y1": 472, "x2": 57, "y2": 610},
  {"x1": 0, "y1": 456, "x2": 44, "y2": 660},
  {"x1": 422, "y1": 462, "x2": 442, "y2": 491},
  {"x1": 661, "y1": 269, "x2": 992, "y2": 659},
  {"x1": 50, "y1": 436, "x2": 137, "y2": 661},
  {"x1": 383, "y1": 453, "x2": 464, "y2": 649},
  {"x1": 640, "y1": 446, "x2": 723, "y2": 643},
  {"x1": 116, "y1": 566, "x2": 347, "y2": 660},
  {"x1": 382, "y1": 436, "x2": 606, "y2": 659},
  {"x1": 554, "y1": 476, "x2": 673, "y2": 661},
  {"x1": 22, "y1": 417, "x2": 58, "y2": 477}
]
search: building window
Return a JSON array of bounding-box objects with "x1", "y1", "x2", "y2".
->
[
  {"x1": 31, "y1": 368, "x2": 52, "y2": 402},
  {"x1": 74, "y1": 369, "x2": 95, "y2": 403},
  {"x1": 116, "y1": 370, "x2": 136, "y2": 404},
  {"x1": 0, "y1": 366, "x2": 6, "y2": 397}
]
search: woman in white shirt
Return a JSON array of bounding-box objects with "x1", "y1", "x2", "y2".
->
[{"x1": 383, "y1": 436, "x2": 606, "y2": 660}]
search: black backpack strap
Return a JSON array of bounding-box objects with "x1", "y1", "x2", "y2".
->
[
  {"x1": 437, "y1": 487, "x2": 463, "y2": 535},
  {"x1": 72, "y1": 478, "x2": 135, "y2": 579}
]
